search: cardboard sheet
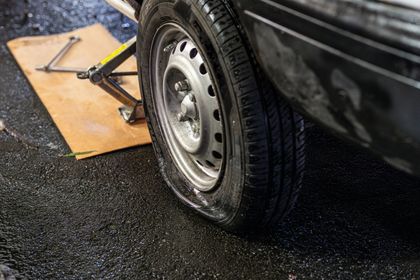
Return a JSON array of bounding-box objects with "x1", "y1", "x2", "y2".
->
[{"x1": 7, "y1": 24, "x2": 151, "y2": 159}]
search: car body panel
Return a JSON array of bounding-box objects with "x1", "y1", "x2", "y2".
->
[{"x1": 231, "y1": 0, "x2": 420, "y2": 175}]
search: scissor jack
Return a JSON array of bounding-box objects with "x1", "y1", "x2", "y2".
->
[{"x1": 77, "y1": 36, "x2": 144, "y2": 123}]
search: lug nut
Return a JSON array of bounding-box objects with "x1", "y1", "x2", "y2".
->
[
  {"x1": 177, "y1": 112, "x2": 188, "y2": 122},
  {"x1": 191, "y1": 123, "x2": 200, "y2": 134},
  {"x1": 164, "y1": 41, "x2": 178, "y2": 53},
  {"x1": 175, "y1": 80, "x2": 191, "y2": 92}
]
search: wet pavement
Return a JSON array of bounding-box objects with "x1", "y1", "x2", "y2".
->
[{"x1": 1, "y1": 0, "x2": 420, "y2": 279}]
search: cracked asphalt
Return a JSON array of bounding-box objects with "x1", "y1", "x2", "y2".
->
[{"x1": 1, "y1": 1, "x2": 420, "y2": 279}]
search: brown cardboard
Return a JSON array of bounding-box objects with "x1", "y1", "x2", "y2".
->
[{"x1": 7, "y1": 24, "x2": 151, "y2": 159}]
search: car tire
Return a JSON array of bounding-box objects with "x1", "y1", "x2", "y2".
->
[{"x1": 137, "y1": 0, "x2": 305, "y2": 231}]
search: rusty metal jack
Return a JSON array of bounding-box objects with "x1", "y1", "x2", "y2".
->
[{"x1": 77, "y1": 36, "x2": 144, "y2": 123}]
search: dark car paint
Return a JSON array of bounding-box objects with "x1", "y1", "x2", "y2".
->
[{"x1": 134, "y1": 0, "x2": 420, "y2": 175}]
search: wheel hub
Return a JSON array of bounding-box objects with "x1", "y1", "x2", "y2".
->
[
  {"x1": 179, "y1": 93, "x2": 198, "y2": 121},
  {"x1": 153, "y1": 32, "x2": 224, "y2": 192}
]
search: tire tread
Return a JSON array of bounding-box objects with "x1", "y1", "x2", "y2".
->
[{"x1": 195, "y1": 0, "x2": 305, "y2": 230}]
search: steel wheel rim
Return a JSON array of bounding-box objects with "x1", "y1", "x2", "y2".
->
[{"x1": 151, "y1": 23, "x2": 224, "y2": 192}]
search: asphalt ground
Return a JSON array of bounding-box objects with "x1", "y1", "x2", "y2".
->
[{"x1": 1, "y1": 1, "x2": 420, "y2": 279}]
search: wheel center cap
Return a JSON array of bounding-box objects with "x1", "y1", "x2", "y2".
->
[{"x1": 180, "y1": 94, "x2": 197, "y2": 120}]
